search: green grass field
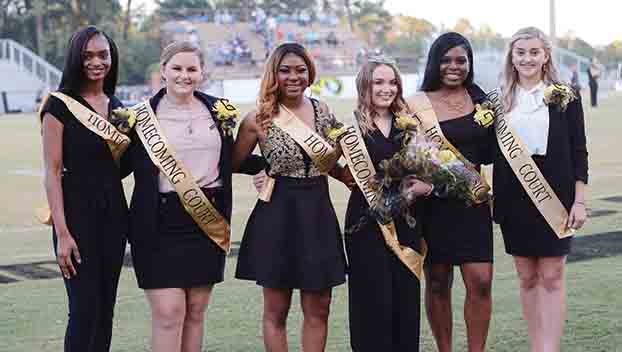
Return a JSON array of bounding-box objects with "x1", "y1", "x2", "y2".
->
[{"x1": 1, "y1": 95, "x2": 621, "y2": 351}]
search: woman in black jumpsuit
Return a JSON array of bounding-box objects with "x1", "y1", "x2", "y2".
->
[{"x1": 40, "y1": 26, "x2": 127, "y2": 352}]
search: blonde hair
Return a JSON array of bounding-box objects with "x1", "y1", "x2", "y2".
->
[
  {"x1": 160, "y1": 41, "x2": 206, "y2": 71},
  {"x1": 257, "y1": 43, "x2": 316, "y2": 132},
  {"x1": 502, "y1": 27, "x2": 560, "y2": 112},
  {"x1": 355, "y1": 59, "x2": 409, "y2": 136}
]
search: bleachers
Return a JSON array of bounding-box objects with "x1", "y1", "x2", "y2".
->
[
  {"x1": 194, "y1": 20, "x2": 365, "y2": 79},
  {"x1": 0, "y1": 39, "x2": 60, "y2": 114}
]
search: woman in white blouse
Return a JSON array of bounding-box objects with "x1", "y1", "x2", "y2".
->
[
  {"x1": 494, "y1": 27, "x2": 588, "y2": 352},
  {"x1": 123, "y1": 41, "x2": 264, "y2": 352}
]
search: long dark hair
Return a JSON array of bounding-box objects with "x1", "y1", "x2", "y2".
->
[
  {"x1": 58, "y1": 26, "x2": 119, "y2": 96},
  {"x1": 420, "y1": 32, "x2": 475, "y2": 92}
]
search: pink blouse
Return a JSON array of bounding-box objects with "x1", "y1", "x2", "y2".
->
[{"x1": 156, "y1": 96, "x2": 222, "y2": 192}]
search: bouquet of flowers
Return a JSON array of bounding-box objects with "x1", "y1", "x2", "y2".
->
[{"x1": 365, "y1": 114, "x2": 489, "y2": 229}]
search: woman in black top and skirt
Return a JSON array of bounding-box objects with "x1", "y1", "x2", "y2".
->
[
  {"x1": 123, "y1": 41, "x2": 263, "y2": 352},
  {"x1": 495, "y1": 27, "x2": 588, "y2": 352},
  {"x1": 406, "y1": 32, "x2": 494, "y2": 352},
  {"x1": 344, "y1": 58, "x2": 433, "y2": 352},
  {"x1": 40, "y1": 26, "x2": 127, "y2": 352},
  {"x1": 233, "y1": 43, "x2": 348, "y2": 351}
]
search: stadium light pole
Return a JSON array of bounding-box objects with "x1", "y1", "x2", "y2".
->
[{"x1": 549, "y1": 0, "x2": 556, "y2": 46}]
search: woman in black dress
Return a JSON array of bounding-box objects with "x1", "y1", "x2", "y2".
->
[
  {"x1": 40, "y1": 26, "x2": 127, "y2": 352},
  {"x1": 495, "y1": 27, "x2": 588, "y2": 351},
  {"x1": 123, "y1": 41, "x2": 263, "y2": 352},
  {"x1": 233, "y1": 43, "x2": 348, "y2": 351},
  {"x1": 345, "y1": 58, "x2": 432, "y2": 352},
  {"x1": 406, "y1": 32, "x2": 494, "y2": 352}
]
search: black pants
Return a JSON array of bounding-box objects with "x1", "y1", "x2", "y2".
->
[
  {"x1": 53, "y1": 186, "x2": 128, "y2": 352},
  {"x1": 589, "y1": 81, "x2": 598, "y2": 107}
]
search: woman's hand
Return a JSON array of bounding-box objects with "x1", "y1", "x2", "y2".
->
[
  {"x1": 253, "y1": 170, "x2": 267, "y2": 192},
  {"x1": 567, "y1": 202, "x2": 587, "y2": 232},
  {"x1": 56, "y1": 229, "x2": 81, "y2": 279},
  {"x1": 401, "y1": 176, "x2": 433, "y2": 203}
]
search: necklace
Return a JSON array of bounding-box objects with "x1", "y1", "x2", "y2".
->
[
  {"x1": 164, "y1": 95, "x2": 197, "y2": 135},
  {"x1": 438, "y1": 90, "x2": 469, "y2": 114}
]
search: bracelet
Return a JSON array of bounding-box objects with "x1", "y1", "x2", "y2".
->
[{"x1": 575, "y1": 201, "x2": 586, "y2": 206}]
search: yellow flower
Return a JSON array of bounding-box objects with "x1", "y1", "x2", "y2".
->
[
  {"x1": 473, "y1": 104, "x2": 495, "y2": 128},
  {"x1": 438, "y1": 150, "x2": 457, "y2": 164},
  {"x1": 395, "y1": 114, "x2": 419, "y2": 131},
  {"x1": 543, "y1": 84, "x2": 576, "y2": 111},
  {"x1": 327, "y1": 126, "x2": 348, "y2": 142},
  {"x1": 212, "y1": 99, "x2": 240, "y2": 121}
]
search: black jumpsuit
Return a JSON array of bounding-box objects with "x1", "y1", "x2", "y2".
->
[{"x1": 41, "y1": 93, "x2": 128, "y2": 352}]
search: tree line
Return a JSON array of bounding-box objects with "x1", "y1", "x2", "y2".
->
[{"x1": 1, "y1": 0, "x2": 619, "y2": 85}]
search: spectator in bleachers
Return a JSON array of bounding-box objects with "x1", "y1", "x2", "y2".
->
[{"x1": 326, "y1": 31, "x2": 338, "y2": 47}]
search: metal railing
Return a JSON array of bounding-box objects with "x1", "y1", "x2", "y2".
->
[{"x1": 0, "y1": 38, "x2": 61, "y2": 90}]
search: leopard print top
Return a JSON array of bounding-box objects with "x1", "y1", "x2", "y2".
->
[{"x1": 260, "y1": 98, "x2": 338, "y2": 178}]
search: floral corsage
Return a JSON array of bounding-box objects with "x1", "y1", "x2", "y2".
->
[
  {"x1": 325, "y1": 119, "x2": 348, "y2": 143},
  {"x1": 110, "y1": 108, "x2": 137, "y2": 135},
  {"x1": 543, "y1": 83, "x2": 576, "y2": 112},
  {"x1": 212, "y1": 99, "x2": 240, "y2": 136},
  {"x1": 473, "y1": 101, "x2": 495, "y2": 128}
]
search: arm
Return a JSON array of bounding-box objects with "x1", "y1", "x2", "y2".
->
[
  {"x1": 566, "y1": 97, "x2": 588, "y2": 230},
  {"x1": 42, "y1": 113, "x2": 81, "y2": 278},
  {"x1": 232, "y1": 110, "x2": 261, "y2": 172},
  {"x1": 119, "y1": 131, "x2": 135, "y2": 179}
]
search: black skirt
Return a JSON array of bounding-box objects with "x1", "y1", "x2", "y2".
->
[
  {"x1": 131, "y1": 188, "x2": 226, "y2": 289},
  {"x1": 500, "y1": 157, "x2": 573, "y2": 257},
  {"x1": 422, "y1": 198, "x2": 493, "y2": 265},
  {"x1": 235, "y1": 176, "x2": 347, "y2": 290}
]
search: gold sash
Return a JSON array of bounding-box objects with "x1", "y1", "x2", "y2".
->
[
  {"x1": 49, "y1": 92, "x2": 130, "y2": 163},
  {"x1": 36, "y1": 93, "x2": 131, "y2": 225},
  {"x1": 491, "y1": 91, "x2": 572, "y2": 238},
  {"x1": 409, "y1": 93, "x2": 490, "y2": 204},
  {"x1": 129, "y1": 101, "x2": 232, "y2": 252},
  {"x1": 339, "y1": 111, "x2": 427, "y2": 281},
  {"x1": 258, "y1": 104, "x2": 341, "y2": 202}
]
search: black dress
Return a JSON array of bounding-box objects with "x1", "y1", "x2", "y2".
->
[
  {"x1": 422, "y1": 110, "x2": 494, "y2": 265},
  {"x1": 235, "y1": 99, "x2": 347, "y2": 290},
  {"x1": 493, "y1": 98, "x2": 589, "y2": 257},
  {"x1": 41, "y1": 93, "x2": 128, "y2": 352},
  {"x1": 344, "y1": 118, "x2": 422, "y2": 352}
]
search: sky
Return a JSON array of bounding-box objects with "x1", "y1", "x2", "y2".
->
[
  {"x1": 384, "y1": 0, "x2": 621, "y2": 47},
  {"x1": 133, "y1": 0, "x2": 621, "y2": 47}
]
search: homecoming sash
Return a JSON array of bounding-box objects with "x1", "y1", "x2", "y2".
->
[
  {"x1": 489, "y1": 90, "x2": 572, "y2": 238},
  {"x1": 258, "y1": 104, "x2": 341, "y2": 202},
  {"x1": 339, "y1": 111, "x2": 427, "y2": 281},
  {"x1": 409, "y1": 93, "x2": 490, "y2": 204},
  {"x1": 36, "y1": 92, "x2": 131, "y2": 226},
  {"x1": 129, "y1": 101, "x2": 232, "y2": 252},
  {"x1": 48, "y1": 92, "x2": 131, "y2": 163}
]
